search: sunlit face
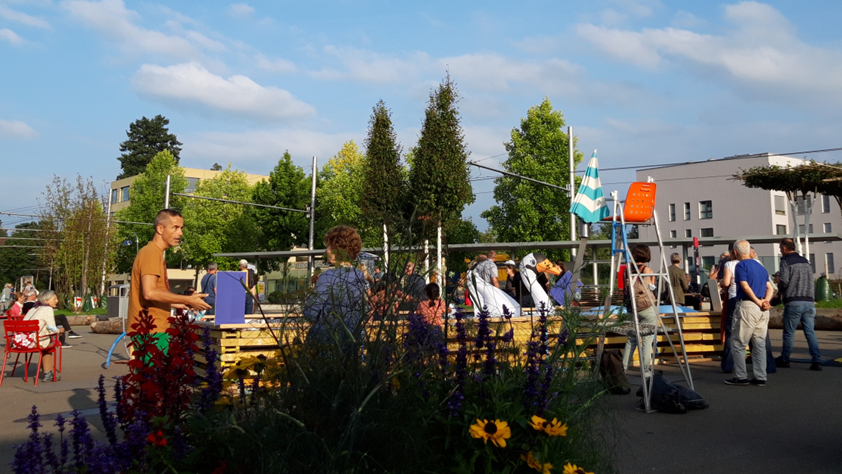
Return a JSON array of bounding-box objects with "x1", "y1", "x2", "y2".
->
[
  {"x1": 157, "y1": 215, "x2": 184, "y2": 249},
  {"x1": 325, "y1": 245, "x2": 336, "y2": 265},
  {"x1": 47, "y1": 294, "x2": 58, "y2": 308},
  {"x1": 405, "y1": 262, "x2": 415, "y2": 275}
]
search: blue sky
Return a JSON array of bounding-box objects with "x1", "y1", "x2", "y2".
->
[{"x1": 3, "y1": 0, "x2": 842, "y2": 231}]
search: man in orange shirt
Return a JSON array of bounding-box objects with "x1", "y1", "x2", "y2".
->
[{"x1": 128, "y1": 209, "x2": 210, "y2": 355}]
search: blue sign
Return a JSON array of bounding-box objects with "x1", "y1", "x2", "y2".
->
[{"x1": 123, "y1": 240, "x2": 133, "y2": 246}]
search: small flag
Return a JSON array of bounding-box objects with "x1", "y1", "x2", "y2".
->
[{"x1": 569, "y1": 150, "x2": 609, "y2": 223}]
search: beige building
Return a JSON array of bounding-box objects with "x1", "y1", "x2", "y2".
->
[{"x1": 636, "y1": 153, "x2": 842, "y2": 278}]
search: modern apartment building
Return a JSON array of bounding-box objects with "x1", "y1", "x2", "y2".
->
[{"x1": 635, "y1": 153, "x2": 842, "y2": 278}]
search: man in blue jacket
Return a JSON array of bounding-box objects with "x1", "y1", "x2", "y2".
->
[{"x1": 775, "y1": 238, "x2": 822, "y2": 371}]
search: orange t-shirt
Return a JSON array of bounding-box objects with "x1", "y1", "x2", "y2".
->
[
  {"x1": 128, "y1": 241, "x2": 171, "y2": 334},
  {"x1": 416, "y1": 298, "x2": 445, "y2": 327}
]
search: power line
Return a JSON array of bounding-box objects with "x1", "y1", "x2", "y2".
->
[{"x1": 171, "y1": 193, "x2": 309, "y2": 213}]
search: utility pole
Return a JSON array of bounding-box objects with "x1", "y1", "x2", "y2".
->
[
  {"x1": 307, "y1": 156, "x2": 317, "y2": 282},
  {"x1": 569, "y1": 126, "x2": 577, "y2": 257}
]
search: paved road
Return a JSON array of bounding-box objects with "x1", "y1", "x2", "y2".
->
[{"x1": 0, "y1": 326, "x2": 840, "y2": 473}]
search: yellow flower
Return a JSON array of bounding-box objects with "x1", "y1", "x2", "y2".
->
[
  {"x1": 469, "y1": 419, "x2": 511, "y2": 448},
  {"x1": 562, "y1": 463, "x2": 593, "y2": 474},
  {"x1": 521, "y1": 452, "x2": 553, "y2": 474},
  {"x1": 529, "y1": 415, "x2": 568, "y2": 437}
]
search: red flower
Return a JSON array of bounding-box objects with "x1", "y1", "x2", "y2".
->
[
  {"x1": 211, "y1": 461, "x2": 228, "y2": 474},
  {"x1": 146, "y1": 429, "x2": 167, "y2": 447}
]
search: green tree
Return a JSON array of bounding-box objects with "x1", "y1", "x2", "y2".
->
[
  {"x1": 181, "y1": 166, "x2": 259, "y2": 272},
  {"x1": 0, "y1": 222, "x2": 43, "y2": 288},
  {"x1": 315, "y1": 140, "x2": 378, "y2": 244},
  {"x1": 409, "y1": 75, "x2": 474, "y2": 238},
  {"x1": 252, "y1": 152, "x2": 311, "y2": 259},
  {"x1": 361, "y1": 100, "x2": 406, "y2": 247},
  {"x1": 117, "y1": 115, "x2": 183, "y2": 179},
  {"x1": 40, "y1": 176, "x2": 113, "y2": 300},
  {"x1": 113, "y1": 151, "x2": 187, "y2": 272},
  {"x1": 444, "y1": 218, "x2": 481, "y2": 275},
  {"x1": 481, "y1": 98, "x2": 583, "y2": 262}
]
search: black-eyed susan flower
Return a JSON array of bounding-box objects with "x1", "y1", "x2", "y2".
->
[
  {"x1": 529, "y1": 415, "x2": 568, "y2": 437},
  {"x1": 521, "y1": 451, "x2": 553, "y2": 473},
  {"x1": 563, "y1": 462, "x2": 593, "y2": 474},
  {"x1": 469, "y1": 419, "x2": 511, "y2": 448}
]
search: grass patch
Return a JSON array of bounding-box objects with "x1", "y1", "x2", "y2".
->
[
  {"x1": 54, "y1": 307, "x2": 108, "y2": 316},
  {"x1": 815, "y1": 299, "x2": 842, "y2": 309}
]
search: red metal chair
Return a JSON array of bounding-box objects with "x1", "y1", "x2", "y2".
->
[
  {"x1": 6, "y1": 308, "x2": 24, "y2": 321},
  {"x1": 1, "y1": 320, "x2": 62, "y2": 386}
]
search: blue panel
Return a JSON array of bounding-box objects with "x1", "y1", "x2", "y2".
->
[{"x1": 216, "y1": 271, "x2": 246, "y2": 325}]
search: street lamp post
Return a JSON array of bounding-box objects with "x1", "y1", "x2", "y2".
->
[{"x1": 124, "y1": 232, "x2": 139, "y2": 254}]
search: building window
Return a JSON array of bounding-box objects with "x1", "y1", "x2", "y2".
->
[
  {"x1": 121, "y1": 186, "x2": 130, "y2": 202},
  {"x1": 809, "y1": 254, "x2": 816, "y2": 274},
  {"x1": 824, "y1": 223, "x2": 832, "y2": 234},
  {"x1": 822, "y1": 194, "x2": 831, "y2": 213},
  {"x1": 186, "y1": 177, "x2": 200, "y2": 193},
  {"x1": 700, "y1": 228, "x2": 714, "y2": 237},
  {"x1": 670, "y1": 230, "x2": 677, "y2": 238},
  {"x1": 685, "y1": 229, "x2": 692, "y2": 238},
  {"x1": 699, "y1": 200, "x2": 713, "y2": 219},
  {"x1": 701, "y1": 256, "x2": 715, "y2": 270},
  {"x1": 111, "y1": 189, "x2": 118, "y2": 204},
  {"x1": 774, "y1": 195, "x2": 786, "y2": 216},
  {"x1": 798, "y1": 224, "x2": 814, "y2": 234},
  {"x1": 684, "y1": 202, "x2": 691, "y2": 220},
  {"x1": 669, "y1": 203, "x2": 676, "y2": 222},
  {"x1": 776, "y1": 225, "x2": 787, "y2": 235},
  {"x1": 828, "y1": 253, "x2": 836, "y2": 274}
]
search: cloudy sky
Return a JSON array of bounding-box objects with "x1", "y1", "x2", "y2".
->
[{"x1": 2, "y1": 0, "x2": 841, "y2": 230}]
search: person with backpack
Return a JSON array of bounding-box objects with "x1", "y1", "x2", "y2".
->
[{"x1": 622, "y1": 244, "x2": 659, "y2": 377}]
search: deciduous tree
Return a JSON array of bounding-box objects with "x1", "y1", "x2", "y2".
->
[
  {"x1": 252, "y1": 152, "x2": 310, "y2": 259},
  {"x1": 481, "y1": 98, "x2": 582, "y2": 261}
]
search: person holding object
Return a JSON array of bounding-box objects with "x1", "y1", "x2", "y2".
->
[
  {"x1": 22, "y1": 290, "x2": 63, "y2": 382},
  {"x1": 666, "y1": 253, "x2": 688, "y2": 306},
  {"x1": 128, "y1": 209, "x2": 210, "y2": 357},
  {"x1": 775, "y1": 238, "x2": 822, "y2": 371},
  {"x1": 725, "y1": 240, "x2": 774, "y2": 387}
]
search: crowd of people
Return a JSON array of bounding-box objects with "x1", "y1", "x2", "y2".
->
[{"x1": 622, "y1": 238, "x2": 822, "y2": 386}]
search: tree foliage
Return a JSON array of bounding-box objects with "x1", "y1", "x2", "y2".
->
[
  {"x1": 117, "y1": 115, "x2": 183, "y2": 179},
  {"x1": 181, "y1": 166, "x2": 259, "y2": 270},
  {"x1": 113, "y1": 151, "x2": 187, "y2": 272},
  {"x1": 409, "y1": 74, "x2": 474, "y2": 235},
  {"x1": 734, "y1": 161, "x2": 842, "y2": 211},
  {"x1": 315, "y1": 140, "x2": 380, "y2": 245},
  {"x1": 481, "y1": 98, "x2": 582, "y2": 261},
  {"x1": 361, "y1": 101, "x2": 406, "y2": 231},
  {"x1": 40, "y1": 175, "x2": 114, "y2": 300},
  {"x1": 252, "y1": 152, "x2": 311, "y2": 259},
  {"x1": 0, "y1": 221, "x2": 44, "y2": 288}
]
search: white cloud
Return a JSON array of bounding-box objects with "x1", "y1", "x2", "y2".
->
[
  {"x1": 0, "y1": 5, "x2": 50, "y2": 28},
  {"x1": 183, "y1": 128, "x2": 358, "y2": 168},
  {"x1": 441, "y1": 54, "x2": 583, "y2": 93},
  {"x1": 310, "y1": 45, "x2": 430, "y2": 84},
  {"x1": 132, "y1": 62, "x2": 315, "y2": 122},
  {"x1": 0, "y1": 118, "x2": 38, "y2": 139},
  {"x1": 0, "y1": 28, "x2": 23, "y2": 44},
  {"x1": 229, "y1": 3, "x2": 254, "y2": 17},
  {"x1": 576, "y1": 1, "x2": 842, "y2": 107},
  {"x1": 62, "y1": 0, "x2": 198, "y2": 58},
  {"x1": 256, "y1": 54, "x2": 297, "y2": 74}
]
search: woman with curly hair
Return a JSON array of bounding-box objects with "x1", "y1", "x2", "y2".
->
[{"x1": 303, "y1": 226, "x2": 370, "y2": 347}]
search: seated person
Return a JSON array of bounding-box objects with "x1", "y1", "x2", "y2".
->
[
  {"x1": 452, "y1": 281, "x2": 466, "y2": 305},
  {"x1": 22, "y1": 290, "x2": 63, "y2": 382},
  {"x1": 416, "y1": 282, "x2": 446, "y2": 342},
  {"x1": 6, "y1": 292, "x2": 25, "y2": 318},
  {"x1": 303, "y1": 226, "x2": 370, "y2": 347}
]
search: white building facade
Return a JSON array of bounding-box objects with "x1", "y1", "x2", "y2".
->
[{"x1": 635, "y1": 154, "x2": 841, "y2": 278}]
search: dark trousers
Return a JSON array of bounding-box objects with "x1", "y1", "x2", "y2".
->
[
  {"x1": 721, "y1": 297, "x2": 776, "y2": 374},
  {"x1": 55, "y1": 313, "x2": 71, "y2": 344},
  {"x1": 245, "y1": 294, "x2": 254, "y2": 315}
]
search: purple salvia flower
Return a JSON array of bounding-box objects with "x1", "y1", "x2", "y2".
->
[
  {"x1": 449, "y1": 309, "x2": 470, "y2": 417},
  {"x1": 198, "y1": 327, "x2": 222, "y2": 412},
  {"x1": 69, "y1": 410, "x2": 95, "y2": 469},
  {"x1": 96, "y1": 375, "x2": 118, "y2": 446},
  {"x1": 558, "y1": 327, "x2": 569, "y2": 346},
  {"x1": 41, "y1": 433, "x2": 59, "y2": 472},
  {"x1": 172, "y1": 424, "x2": 190, "y2": 461},
  {"x1": 55, "y1": 414, "x2": 68, "y2": 468},
  {"x1": 436, "y1": 342, "x2": 450, "y2": 376}
]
